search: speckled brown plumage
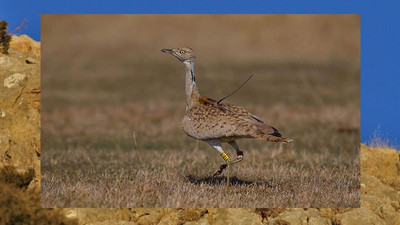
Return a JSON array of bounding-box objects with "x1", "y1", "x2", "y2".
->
[{"x1": 182, "y1": 102, "x2": 287, "y2": 142}]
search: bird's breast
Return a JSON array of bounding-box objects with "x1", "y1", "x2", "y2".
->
[{"x1": 181, "y1": 115, "x2": 201, "y2": 140}]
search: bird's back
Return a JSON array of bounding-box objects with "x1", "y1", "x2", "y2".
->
[{"x1": 182, "y1": 102, "x2": 284, "y2": 142}]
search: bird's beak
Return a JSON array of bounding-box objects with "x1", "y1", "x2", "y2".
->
[{"x1": 161, "y1": 49, "x2": 173, "y2": 54}]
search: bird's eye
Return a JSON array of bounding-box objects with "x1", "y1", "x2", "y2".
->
[{"x1": 180, "y1": 50, "x2": 186, "y2": 54}]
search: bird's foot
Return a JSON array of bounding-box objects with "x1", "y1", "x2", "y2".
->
[
  {"x1": 213, "y1": 161, "x2": 232, "y2": 185},
  {"x1": 213, "y1": 163, "x2": 227, "y2": 176},
  {"x1": 213, "y1": 153, "x2": 243, "y2": 177},
  {"x1": 230, "y1": 154, "x2": 243, "y2": 164},
  {"x1": 213, "y1": 151, "x2": 230, "y2": 176}
]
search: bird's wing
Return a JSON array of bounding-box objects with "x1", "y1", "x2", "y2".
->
[{"x1": 183, "y1": 102, "x2": 281, "y2": 140}]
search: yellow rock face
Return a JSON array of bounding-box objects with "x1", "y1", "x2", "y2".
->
[
  {"x1": 9, "y1": 35, "x2": 41, "y2": 59},
  {"x1": 361, "y1": 144, "x2": 400, "y2": 190},
  {"x1": 0, "y1": 34, "x2": 41, "y2": 191}
]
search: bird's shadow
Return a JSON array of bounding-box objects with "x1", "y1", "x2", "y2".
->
[{"x1": 185, "y1": 175, "x2": 276, "y2": 187}]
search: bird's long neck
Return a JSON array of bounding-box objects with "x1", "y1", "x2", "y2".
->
[{"x1": 183, "y1": 60, "x2": 200, "y2": 109}]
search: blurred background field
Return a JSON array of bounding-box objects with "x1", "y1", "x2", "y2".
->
[{"x1": 41, "y1": 14, "x2": 360, "y2": 208}]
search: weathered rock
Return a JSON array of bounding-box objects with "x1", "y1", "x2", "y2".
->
[
  {"x1": 26, "y1": 56, "x2": 39, "y2": 64},
  {"x1": 9, "y1": 35, "x2": 41, "y2": 58},
  {"x1": 362, "y1": 193, "x2": 400, "y2": 225},
  {"x1": 268, "y1": 209, "x2": 331, "y2": 225},
  {"x1": 64, "y1": 209, "x2": 132, "y2": 224},
  {"x1": 361, "y1": 144, "x2": 400, "y2": 190},
  {"x1": 133, "y1": 209, "x2": 173, "y2": 225},
  {"x1": 86, "y1": 222, "x2": 136, "y2": 225},
  {"x1": 268, "y1": 209, "x2": 307, "y2": 225},
  {"x1": 255, "y1": 208, "x2": 286, "y2": 218},
  {"x1": 0, "y1": 35, "x2": 41, "y2": 191},
  {"x1": 335, "y1": 208, "x2": 385, "y2": 225},
  {"x1": 307, "y1": 216, "x2": 331, "y2": 225},
  {"x1": 159, "y1": 209, "x2": 209, "y2": 225},
  {"x1": 361, "y1": 173, "x2": 399, "y2": 202},
  {"x1": 380, "y1": 202, "x2": 400, "y2": 225},
  {"x1": 3, "y1": 72, "x2": 26, "y2": 88},
  {"x1": 318, "y1": 208, "x2": 349, "y2": 221},
  {"x1": 64, "y1": 208, "x2": 174, "y2": 225},
  {"x1": 0, "y1": 55, "x2": 25, "y2": 70},
  {"x1": 183, "y1": 218, "x2": 210, "y2": 225},
  {"x1": 339, "y1": 173, "x2": 400, "y2": 225},
  {"x1": 208, "y1": 208, "x2": 263, "y2": 225}
]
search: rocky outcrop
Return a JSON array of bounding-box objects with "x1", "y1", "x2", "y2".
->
[
  {"x1": 361, "y1": 144, "x2": 400, "y2": 190},
  {"x1": 359, "y1": 174, "x2": 400, "y2": 225},
  {"x1": 9, "y1": 35, "x2": 41, "y2": 58},
  {"x1": 0, "y1": 35, "x2": 41, "y2": 191},
  {"x1": 63, "y1": 208, "x2": 263, "y2": 225},
  {"x1": 335, "y1": 208, "x2": 385, "y2": 225},
  {"x1": 266, "y1": 208, "x2": 331, "y2": 225}
]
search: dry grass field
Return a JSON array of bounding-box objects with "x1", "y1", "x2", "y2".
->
[{"x1": 41, "y1": 15, "x2": 360, "y2": 208}]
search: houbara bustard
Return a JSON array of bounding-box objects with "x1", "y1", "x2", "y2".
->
[{"x1": 161, "y1": 47, "x2": 292, "y2": 185}]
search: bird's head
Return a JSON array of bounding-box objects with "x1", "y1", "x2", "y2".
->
[{"x1": 161, "y1": 47, "x2": 196, "y2": 63}]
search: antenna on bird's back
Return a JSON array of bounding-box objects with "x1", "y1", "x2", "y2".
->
[{"x1": 217, "y1": 74, "x2": 254, "y2": 104}]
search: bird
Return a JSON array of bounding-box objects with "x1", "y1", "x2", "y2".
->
[{"x1": 161, "y1": 47, "x2": 292, "y2": 185}]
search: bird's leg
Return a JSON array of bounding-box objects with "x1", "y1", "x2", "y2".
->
[
  {"x1": 214, "y1": 151, "x2": 231, "y2": 177},
  {"x1": 206, "y1": 140, "x2": 231, "y2": 180},
  {"x1": 228, "y1": 141, "x2": 243, "y2": 165},
  {"x1": 220, "y1": 151, "x2": 231, "y2": 186}
]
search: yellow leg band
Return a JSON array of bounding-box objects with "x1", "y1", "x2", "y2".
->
[{"x1": 220, "y1": 151, "x2": 230, "y2": 161}]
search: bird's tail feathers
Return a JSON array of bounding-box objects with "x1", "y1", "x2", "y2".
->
[{"x1": 258, "y1": 133, "x2": 293, "y2": 143}]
